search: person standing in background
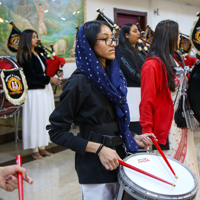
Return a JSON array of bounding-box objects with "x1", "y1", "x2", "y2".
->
[
  {"x1": 140, "y1": 20, "x2": 200, "y2": 199},
  {"x1": 47, "y1": 20, "x2": 155, "y2": 200},
  {"x1": 117, "y1": 23, "x2": 146, "y2": 135},
  {"x1": 17, "y1": 29, "x2": 61, "y2": 160}
]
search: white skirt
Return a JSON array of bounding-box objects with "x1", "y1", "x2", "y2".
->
[{"x1": 22, "y1": 83, "x2": 55, "y2": 150}]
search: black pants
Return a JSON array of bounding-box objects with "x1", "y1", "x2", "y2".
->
[{"x1": 129, "y1": 121, "x2": 142, "y2": 135}]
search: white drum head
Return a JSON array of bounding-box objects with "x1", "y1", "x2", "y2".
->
[{"x1": 120, "y1": 153, "x2": 198, "y2": 198}]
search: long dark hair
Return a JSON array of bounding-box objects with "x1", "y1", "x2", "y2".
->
[
  {"x1": 83, "y1": 20, "x2": 112, "y2": 67},
  {"x1": 147, "y1": 20, "x2": 178, "y2": 92},
  {"x1": 118, "y1": 23, "x2": 141, "y2": 71},
  {"x1": 17, "y1": 29, "x2": 37, "y2": 64}
]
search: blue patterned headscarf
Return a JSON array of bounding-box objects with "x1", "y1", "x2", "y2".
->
[{"x1": 75, "y1": 23, "x2": 138, "y2": 153}]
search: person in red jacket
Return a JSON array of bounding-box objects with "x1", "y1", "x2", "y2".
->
[
  {"x1": 140, "y1": 20, "x2": 200, "y2": 199},
  {"x1": 140, "y1": 20, "x2": 176, "y2": 147}
]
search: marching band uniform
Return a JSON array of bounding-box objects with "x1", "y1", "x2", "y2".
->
[
  {"x1": 118, "y1": 47, "x2": 145, "y2": 135},
  {"x1": 117, "y1": 23, "x2": 146, "y2": 136}
]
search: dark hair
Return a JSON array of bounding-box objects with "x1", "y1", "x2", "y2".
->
[
  {"x1": 39, "y1": 3, "x2": 42, "y2": 6},
  {"x1": 17, "y1": 29, "x2": 38, "y2": 64},
  {"x1": 118, "y1": 23, "x2": 141, "y2": 71},
  {"x1": 83, "y1": 20, "x2": 112, "y2": 67},
  {"x1": 147, "y1": 20, "x2": 178, "y2": 91}
]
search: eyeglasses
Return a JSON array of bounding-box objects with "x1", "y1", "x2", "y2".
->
[{"x1": 95, "y1": 37, "x2": 119, "y2": 46}]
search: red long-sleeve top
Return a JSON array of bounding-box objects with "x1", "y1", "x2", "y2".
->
[{"x1": 139, "y1": 56, "x2": 174, "y2": 145}]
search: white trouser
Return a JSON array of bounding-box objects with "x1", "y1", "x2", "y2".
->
[
  {"x1": 81, "y1": 182, "x2": 119, "y2": 200},
  {"x1": 33, "y1": 146, "x2": 45, "y2": 153}
]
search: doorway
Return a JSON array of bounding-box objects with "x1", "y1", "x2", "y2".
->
[{"x1": 114, "y1": 8, "x2": 147, "y2": 31}]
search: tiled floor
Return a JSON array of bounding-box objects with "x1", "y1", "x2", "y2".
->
[{"x1": 0, "y1": 126, "x2": 200, "y2": 200}]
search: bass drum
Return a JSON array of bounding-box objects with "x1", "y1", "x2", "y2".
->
[
  {"x1": 0, "y1": 56, "x2": 23, "y2": 118},
  {"x1": 187, "y1": 61, "x2": 200, "y2": 123}
]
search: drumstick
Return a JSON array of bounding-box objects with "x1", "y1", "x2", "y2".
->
[
  {"x1": 118, "y1": 159, "x2": 176, "y2": 187},
  {"x1": 16, "y1": 155, "x2": 24, "y2": 200},
  {"x1": 151, "y1": 137, "x2": 178, "y2": 179}
]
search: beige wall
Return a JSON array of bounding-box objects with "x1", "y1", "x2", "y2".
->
[
  {"x1": 86, "y1": 0, "x2": 199, "y2": 35},
  {"x1": 63, "y1": 0, "x2": 200, "y2": 78}
]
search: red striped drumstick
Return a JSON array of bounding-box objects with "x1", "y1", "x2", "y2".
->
[
  {"x1": 118, "y1": 159, "x2": 176, "y2": 187},
  {"x1": 151, "y1": 137, "x2": 178, "y2": 179},
  {"x1": 16, "y1": 155, "x2": 24, "y2": 200}
]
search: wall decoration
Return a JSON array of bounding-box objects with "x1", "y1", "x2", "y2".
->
[{"x1": 0, "y1": 0, "x2": 86, "y2": 62}]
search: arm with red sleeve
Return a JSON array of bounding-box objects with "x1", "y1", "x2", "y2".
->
[{"x1": 139, "y1": 59, "x2": 161, "y2": 134}]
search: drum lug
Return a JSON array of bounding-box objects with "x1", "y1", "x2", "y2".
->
[{"x1": 190, "y1": 110, "x2": 194, "y2": 115}]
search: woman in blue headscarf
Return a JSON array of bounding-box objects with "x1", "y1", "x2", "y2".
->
[{"x1": 47, "y1": 20, "x2": 155, "y2": 200}]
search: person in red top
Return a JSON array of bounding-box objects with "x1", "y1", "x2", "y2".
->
[
  {"x1": 140, "y1": 20, "x2": 176, "y2": 146},
  {"x1": 140, "y1": 20, "x2": 200, "y2": 199}
]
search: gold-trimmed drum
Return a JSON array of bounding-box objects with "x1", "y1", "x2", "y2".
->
[{"x1": 0, "y1": 56, "x2": 27, "y2": 118}]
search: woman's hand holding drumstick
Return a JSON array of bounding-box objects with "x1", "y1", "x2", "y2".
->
[
  {"x1": 85, "y1": 134, "x2": 157, "y2": 171},
  {"x1": 98, "y1": 146, "x2": 121, "y2": 171},
  {"x1": 85, "y1": 141, "x2": 121, "y2": 171},
  {"x1": 134, "y1": 133, "x2": 157, "y2": 148}
]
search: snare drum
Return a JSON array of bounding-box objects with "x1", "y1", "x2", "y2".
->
[
  {"x1": 0, "y1": 56, "x2": 27, "y2": 118},
  {"x1": 117, "y1": 153, "x2": 198, "y2": 200}
]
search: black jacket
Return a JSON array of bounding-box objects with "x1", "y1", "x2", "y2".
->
[
  {"x1": 117, "y1": 47, "x2": 146, "y2": 87},
  {"x1": 18, "y1": 52, "x2": 50, "y2": 89},
  {"x1": 47, "y1": 69, "x2": 126, "y2": 184}
]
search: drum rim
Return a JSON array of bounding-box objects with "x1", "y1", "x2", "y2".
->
[
  {"x1": 0, "y1": 56, "x2": 19, "y2": 69},
  {"x1": 118, "y1": 153, "x2": 198, "y2": 199},
  {"x1": 187, "y1": 61, "x2": 200, "y2": 123}
]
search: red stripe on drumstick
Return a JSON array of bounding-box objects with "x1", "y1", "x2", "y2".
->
[
  {"x1": 151, "y1": 137, "x2": 178, "y2": 179},
  {"x1": 118, "y1": 159, "x2": 176, "y2": 187},
  {"x1": 16, "y1": 155, "x2": 24, "y2": 200}
]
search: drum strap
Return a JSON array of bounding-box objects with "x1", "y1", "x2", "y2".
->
[
  {"x1": 173, "y1": 86, "x2": 180, "y2": 106},
  {"x1": 79, "y1": 122, "x2": 124, "y2": 147}
]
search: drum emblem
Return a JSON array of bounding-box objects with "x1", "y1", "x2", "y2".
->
[
  {"x1": 9, "y1": 35, "x2": 20, "y2": 50},
  {"x1": 138, "y1": 158, "x2": 150, "y2": 163},
  {"x1": 193, "y1": 29, "x2": 200, "y2": 44},
  {"x1": 7, "y1": 76, "x2": 23, "y2": 95},
  {"x1": 180, "y1": 39, "x2": 191, "y2": 52}
]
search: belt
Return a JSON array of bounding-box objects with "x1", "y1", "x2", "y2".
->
[
  {"x1": 79, "y1": 122, "x2": 124, "y2": 147},
  {"x1": 87, "y1": 131, "x2": 124, "y2": 147}
]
